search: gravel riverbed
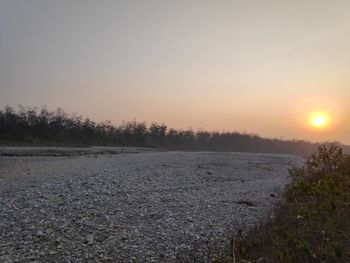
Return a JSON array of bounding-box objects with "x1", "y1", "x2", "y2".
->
[{"x1": 0, "y1": 149, "x2": 301, "y2": 262}]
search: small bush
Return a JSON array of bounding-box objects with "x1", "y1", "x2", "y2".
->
[{"x1": 216, "y1": 144, "x2": 350, "y2": 263}]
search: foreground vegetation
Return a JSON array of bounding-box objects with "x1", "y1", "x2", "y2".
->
[
  {"x1": 1, "y1": 105, "x2": 348, "y2": 156},
  {"x1": 216, "y1": 145, "x2": 350, "y2": 262}
]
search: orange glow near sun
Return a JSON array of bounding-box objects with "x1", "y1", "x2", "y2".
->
[{"x1": 309, "y1": 111, "x2": 330, "y2": 129}]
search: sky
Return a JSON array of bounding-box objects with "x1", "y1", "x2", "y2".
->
[{"x1": 1, "y1": 0, "x2": 349, "y2": 144}]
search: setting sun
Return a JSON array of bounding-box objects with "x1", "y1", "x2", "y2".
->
[{"x1": 309, "y1": 112, "x2": 330, "y2": 129}]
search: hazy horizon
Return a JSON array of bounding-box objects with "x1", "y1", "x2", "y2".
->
[{"x1": 1, "y1": 1, "x2": 350, "y2": 144}]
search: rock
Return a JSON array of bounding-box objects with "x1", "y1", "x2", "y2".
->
[
  {"x1": 36, "y1": 230, "x2": 43, "y2": 237},
  {"x1": 86, "y1": 235, "x2": 94, "y2": 245},
  {"x1": 0, "y1": 256, "x2": 13, "y2": 263}
]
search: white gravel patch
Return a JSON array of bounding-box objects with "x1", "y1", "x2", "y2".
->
[{"x1": 0, "y1": 150, "x2": 302, "y2": 262}]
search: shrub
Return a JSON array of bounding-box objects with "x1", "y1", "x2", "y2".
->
[{"x1": 216, "y1": 144, "x2": 350, "y2": 263}]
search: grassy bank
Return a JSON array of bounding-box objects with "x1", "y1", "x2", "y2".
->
[{"x1": 216, "y1": 145, "x2": 350, "y2": 263}]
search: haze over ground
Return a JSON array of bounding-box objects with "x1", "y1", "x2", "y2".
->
[{"x1": 1, "y1": 0, "x2": 349, "y2": 144}]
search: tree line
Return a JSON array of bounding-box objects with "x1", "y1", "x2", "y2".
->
[{"x1": 0, "y1": 105, "x2": 347, "y2": 156}]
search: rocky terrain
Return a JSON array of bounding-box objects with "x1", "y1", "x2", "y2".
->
[{"x1": 0, "y1": 148, "x2": 301, "y2": 262}]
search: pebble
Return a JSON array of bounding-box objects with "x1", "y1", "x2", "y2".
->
[{"x1": 0, "y1": 149, "x2": 301, "y2": 262}]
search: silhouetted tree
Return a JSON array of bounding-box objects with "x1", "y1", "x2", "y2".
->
[{"x1": 0, "y1": 105, "x2": 349, "y2": 155}]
